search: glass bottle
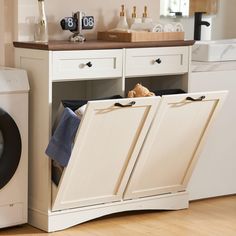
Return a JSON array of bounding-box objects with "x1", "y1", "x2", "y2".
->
[
  {"x1": 142, "y1": 6, "x2": 152, "y2": 23},
  {"x1": 116, "y1": 5, "x2": 129, "y2": 30},
  {"x1": 131, "y1": 6, "x2": 141, "y2": 24},
  {"x1": 130, "y1": 6, "x2": 142, "y2": 30},
  {"x1": 34, "y1": 0, "x2": 48, "y2": 42}
]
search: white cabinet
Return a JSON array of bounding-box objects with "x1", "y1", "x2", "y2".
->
[
  {"x1": 14, "y1": 41, "x2": 226, "y2": 232},
  {"x1": 188, "y1": 68, "x2": 236, "y2": 200}
]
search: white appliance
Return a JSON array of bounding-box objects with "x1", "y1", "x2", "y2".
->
[{"x1": 0, "y1": 67, "x2": 29, "y2": 228}]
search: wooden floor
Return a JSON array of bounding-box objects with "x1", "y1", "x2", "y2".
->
[{"x1": 1, "y1": 195, "x2": 236, "y2": 236}]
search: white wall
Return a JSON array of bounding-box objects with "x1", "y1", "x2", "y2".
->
[
  {"x1": 17, "y1": 0, "x2": 160, "y2": 41},
  {"x1": 212, "y1": 0, "x2": 236, "y2": 39},
  {"x1": 16, "y1": 0, "x2": 236, "y2": 41},
  {"x1": 0, "y1": 0, "x2": 17, "y2": 67}
]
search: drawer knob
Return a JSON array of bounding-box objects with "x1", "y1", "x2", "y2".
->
[
  {"x1": 155, "y1": 58, "x2": 162, "y2": 64},
  {"x1": 86, "y1": 61, "x2": 93, "y2": 67}
]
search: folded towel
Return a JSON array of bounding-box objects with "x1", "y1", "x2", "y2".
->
[
  {"x1": 45, "y1": 107, "x2": 80, "y2": 167},
  {"x1": 172, "y1": 22, "x2": 184, "y2": 32},
  {"x1": 163, "y1": 23, "x2": 174, "y2": 32},
  {"x1": 151, "y1": 23, "x2": 163, "y2": 32}
]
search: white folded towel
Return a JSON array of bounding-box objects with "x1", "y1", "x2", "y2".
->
[
  {"x1": 172, "y1": 22, "x2": 184, "y2": 32},
  {"x1": 163, "y1": 22, "x2": 184, "y2": 32},
  {"x1": 151, "y1": 23, "x2": 164, "y2": 32},
  {"x1": 163, "y1": 23, "x2": 174, "y2": 32}
]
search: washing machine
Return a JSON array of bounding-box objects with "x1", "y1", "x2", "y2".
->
[{"x1": 0, "y1": 67, "x2": 29, "y2": 228}]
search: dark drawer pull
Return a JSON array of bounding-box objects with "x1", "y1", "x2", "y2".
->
[
  {"x1": 186, "y1": 96, "x2": 206, "y2": 102},
  {"x1": 155, "y1": 58, "x2": 162, "y2": 64},
  {"x1": 114, "y1": 101, "x2": 136, "y2": 107},
  {"x1": 86, "y1": 61, "x2": 92, "y2": 67}
]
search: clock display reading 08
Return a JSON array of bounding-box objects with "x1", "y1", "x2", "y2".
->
[{"x1": 82, "y1": 16, "x2": 94, "y2": 30}]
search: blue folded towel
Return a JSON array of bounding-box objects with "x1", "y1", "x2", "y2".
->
[{"x1": 45, "y1": 107, "x2": 80, "y2": 167}]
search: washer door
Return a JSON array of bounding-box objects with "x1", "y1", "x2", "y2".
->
[{"x1": 0, "y1": 108, "x2": 22, "y2": 190}]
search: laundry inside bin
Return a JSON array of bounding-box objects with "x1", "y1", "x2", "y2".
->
[{"x1": 153, "y1": 89, "x2": 186, "y2": 96}]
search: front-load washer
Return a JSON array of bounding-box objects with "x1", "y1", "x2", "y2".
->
[{"x1": 0, "y1": 67, "x2": 29, "y2": 228}]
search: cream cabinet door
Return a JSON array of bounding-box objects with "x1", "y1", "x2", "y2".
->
[
  {"x1": 124, "y1": 91, "x2": 227, "y2": 200},
  {"x1": 52, "y1": 97, "x2": 160, "y2": 211}
]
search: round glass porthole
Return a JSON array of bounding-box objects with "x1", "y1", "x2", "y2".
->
[{"x1": 0, "y1": 108, "x2": 22, "y2": 190}]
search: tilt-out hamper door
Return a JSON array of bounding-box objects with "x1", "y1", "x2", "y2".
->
[
  {"x1": 52, "y1": 97, "x2": 160, "y2": 211},
  {"x1": 124, "y1": 91, "x2": 227, "y2": 200}
]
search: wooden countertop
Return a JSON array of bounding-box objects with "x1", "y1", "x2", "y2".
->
[{"x1": 13, "y1": 40, "x2": 195, "y2": 51}]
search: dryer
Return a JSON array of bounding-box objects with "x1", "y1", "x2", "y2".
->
[{"x1": 0, "y1": 67, "x2": 29, "y2": 228}]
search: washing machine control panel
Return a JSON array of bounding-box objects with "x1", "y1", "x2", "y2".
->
[{"x1": 0, "y1": 68, "x2": 29, "y2": 93}]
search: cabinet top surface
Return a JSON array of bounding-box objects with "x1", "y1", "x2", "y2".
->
[{"x1": 13, "y1": 40, "x2": 195, "y2": 51}]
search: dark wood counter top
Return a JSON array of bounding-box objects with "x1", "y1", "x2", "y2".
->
[{"x1": 13, "y1": 40, "x2": 195, "y2": 51}]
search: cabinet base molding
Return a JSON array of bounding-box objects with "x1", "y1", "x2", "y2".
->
[{"x1": 29, "y1": 192, "x2": 189, "y2": 232}]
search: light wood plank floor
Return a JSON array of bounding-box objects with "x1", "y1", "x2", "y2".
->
[{"x1": 0, "y1": 195, "x2": 236, "y2": 236}]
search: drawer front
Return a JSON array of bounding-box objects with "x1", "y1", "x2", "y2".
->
[
  {"x1": 125, "y1": 47, "x2": 189, "y2": 77},
  {"x1": 52, "y1": 50, "x2": 123, "y2": 81}
]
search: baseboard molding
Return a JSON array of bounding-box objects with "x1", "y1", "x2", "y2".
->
[{"x1": 29, "y1": 192, "x2": 189, "y2": 232}]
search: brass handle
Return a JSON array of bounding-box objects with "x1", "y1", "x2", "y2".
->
[
  {"x1": 186, "y1": 96, "x2": 206, "y2": 102},
  {"x1": 114, "y1": 101, "x2": 136, "y2": 107}
]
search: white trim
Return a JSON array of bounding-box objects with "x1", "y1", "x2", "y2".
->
[{"x1": 29, "y1": 192, "x2": 189, "y2": 232}]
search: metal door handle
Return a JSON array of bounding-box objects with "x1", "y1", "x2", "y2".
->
[
  {"x1": 114, "y1": 101, "x2": 136, "y2": 107},
  {"x1": 186, "y1": 96, "x2": 206, "y2": 101}
]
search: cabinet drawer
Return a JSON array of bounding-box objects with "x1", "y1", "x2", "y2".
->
[
  {"x1": 125, "y1": 47, "x2": 189, "y2": 77},
  {"x1": 52, "y1": 50, "x2": 123, "y2": 81}
]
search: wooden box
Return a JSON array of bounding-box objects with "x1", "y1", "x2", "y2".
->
[
  {"x1": 97, "y1": 31, "x2": 184, "y2": 42},
  {"x1": 189, "y1": 0, "x2": 218, "y2": 15}
]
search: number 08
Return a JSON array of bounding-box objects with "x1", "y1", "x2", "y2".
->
[{"x1": 82, "y1": 16, "x2": 94, "y2": 29}]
